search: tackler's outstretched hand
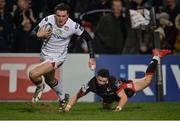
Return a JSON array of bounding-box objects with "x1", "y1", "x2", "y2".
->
[{"x1": 88, "y1": 58, "x2": 96, "y2": 70}]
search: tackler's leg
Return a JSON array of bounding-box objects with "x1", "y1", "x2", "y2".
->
[{"x1": 133, "y1": 49, "x2": 171, "y2": 91}]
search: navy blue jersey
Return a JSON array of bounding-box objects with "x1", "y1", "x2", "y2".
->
[{"x1": 80, "y1": 76, "x2": 135, "y2": 102}]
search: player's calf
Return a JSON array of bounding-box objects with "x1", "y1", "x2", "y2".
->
[{"x1": 32, "y1": 83, "x2": 45, "y2": 103}]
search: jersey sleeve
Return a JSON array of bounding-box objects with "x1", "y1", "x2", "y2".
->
[
  {"x1": 38, "y1": 16, "x2": 49, "y2": 28},
  {"x1": 114, "y1": 80, "x2": 124, "y2": 94},
  {"x1": 77, "y1": 77, "x2": 96, "y2": 98},
  {"x1": 74, "y1": 23, "x2": 84, "y2": 36},
  {"x1": 76, "y1": 82, "x2": 91, "y2": 98},
  {"x1": 80, "y1": 82, "x2": 91, "y2": 95},
  {"x1": 115, "y1": 79, "x2": 136, "y2": 97}
]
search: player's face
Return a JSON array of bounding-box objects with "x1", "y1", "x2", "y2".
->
[
  {"x1": 55, "y1": 10, "x2": 69, "y2": 27},
  {"x1": 96, "y1": 76, "x2": 108, "y2": 86}
]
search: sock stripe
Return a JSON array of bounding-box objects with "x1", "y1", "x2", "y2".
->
[{"x1": 51, "y1": 80, "x2": 58, "y2": 88}]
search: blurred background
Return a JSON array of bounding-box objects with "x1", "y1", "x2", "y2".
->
[{"x1": 0, "y1": 0, "x2": 179, "y2": 54}]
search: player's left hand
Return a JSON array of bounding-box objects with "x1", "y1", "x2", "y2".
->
[
  {"x1": 112, "y1": 106, "x2": 122, "y2": 112},
  {"x1": 64, "y1": 104, "x2": 71, "y2": 112},
  {"x1": 112, "y1": 109, "x2": 121, "y2": 112},
  {"x1": 88, "y1": 58, "x2": 96, "y2": 70}
]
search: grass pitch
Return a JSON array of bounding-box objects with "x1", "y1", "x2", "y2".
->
[{"x1": 0, "y1": 102, "x2": 180, "y2": 120}]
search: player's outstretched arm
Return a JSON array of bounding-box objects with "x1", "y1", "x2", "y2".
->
[
  {"x1": 64, "y1": 95, "x2": 78, "y2": 112},
  {"x1": 80, "y1": 30, "x2": 96, "y2": 70},
  {"x1": 113, "y1": 89, "x2": 128, "y2": 112},
  {"x1": 88, "y1": 58, "x2": 96, "y2": 70},
  {"x1": 64, "y1": 88, "x2": 86, "y2": 112}
]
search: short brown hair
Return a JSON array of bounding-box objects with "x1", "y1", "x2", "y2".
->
[
  {"x1": 54, "y1": 3, "x2": 70, "y2": 14},
  {"x1": 97, "y1": 68, "x2": 110, "y2": 78}
]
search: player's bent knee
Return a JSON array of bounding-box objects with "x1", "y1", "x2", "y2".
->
[
  {"x1": 29, "y1": 70, "x2": 40, "y2": 81},
  {"x1": 146, "y1": 75, "x2": 153, "y2": 80},
  {"x1": 144, "y1": 77, "x2": 152, "y2": 86},
  {"x1": 145, "y1": 76, "x2": 153, "y2": 84},
  {"x1": 29, "y1": 71, "x2": 35, "y2": 80}
]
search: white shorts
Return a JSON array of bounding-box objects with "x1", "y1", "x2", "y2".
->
[{"x1": 40, "y1": 52, "x2": 65, "y2": 69}]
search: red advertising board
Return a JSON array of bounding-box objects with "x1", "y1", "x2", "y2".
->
[{"x1": 0, "y1": 54, "x2": 59, "y2": 101}]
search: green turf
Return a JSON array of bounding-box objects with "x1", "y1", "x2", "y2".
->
[{"x1": 0, "y1": 102, "x2": 180, "y2": 120}]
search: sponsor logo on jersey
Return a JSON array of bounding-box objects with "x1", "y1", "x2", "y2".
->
[
  {"x1": 51, "y1": 33, "x2": 66, "y2": 40},
  {"x1": 51, "y1": 28, "x2": 67, "y2": 40},
  {"x1": 53, "y1": 28, "x2": 63, "y2": 36}
]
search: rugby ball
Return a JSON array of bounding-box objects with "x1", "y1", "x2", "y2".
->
[{"x1": 42, "y1": 23, "x2": 52, "y2": 31}]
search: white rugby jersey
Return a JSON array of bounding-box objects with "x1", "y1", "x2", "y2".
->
[{"x1": 39, "y1": 15, "x2": 84, "y2": 62}]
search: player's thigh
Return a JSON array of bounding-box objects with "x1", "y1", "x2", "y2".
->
[
  {"x1": 30, "y1": 60, "x2": 54, "y2": 78},
  {"x1": 133, "y1": 77, "x2": 151, "y2": 91}
]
